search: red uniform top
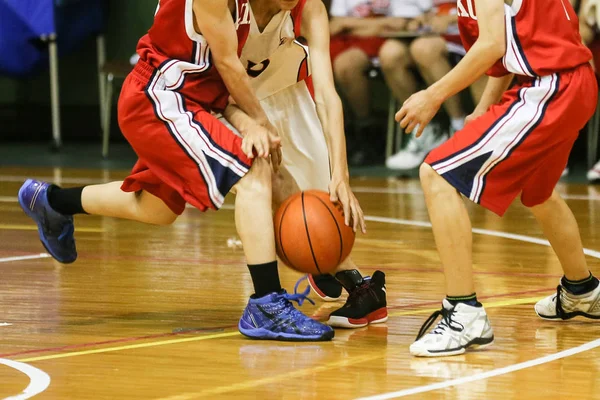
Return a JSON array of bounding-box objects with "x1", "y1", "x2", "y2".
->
[
  {"x1": 136, "y1": 0, "x2": 251, "y2": 112},
  {"x1": 457, "y1": 0, "x2": 592, "y2": 77}
]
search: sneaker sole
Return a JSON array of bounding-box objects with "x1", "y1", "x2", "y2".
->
[
  {"x1": 536, "y1": 310, "x2": 600, "y2": 320},
  {"x1": 307, "y1": 275, "x2": 342, "y2": 302},
  {"x1": 238, "y1": 324, "x2": 335, "y2": 342},
  {"x1": 410, "y1": 336, "x2": 494, "y2": 357},
  {"x1": 327, "y1": 307, "x2": 388, "y2": 329},
  {"x1": 18, "y1": 180, "x2": 76, "y2": 264}
]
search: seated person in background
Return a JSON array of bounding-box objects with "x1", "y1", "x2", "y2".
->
[
  {"x1": 329, "y1": 0, "x2": 429, "y2": 165},
  {"x1": 386, "y1": 0, "x2": 487, "y2": 171},
  {"x1": 579, "y1": 0, "x2": 600, "y2": 182}
]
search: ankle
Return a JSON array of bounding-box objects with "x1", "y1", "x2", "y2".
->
[
  {"x1": 446, "y1": 293, "x2": 481, "y2": 307},
  {"x1": 335, "y1": 269, "x2": 364, "y2": 292},
  {"x1": 248, "y1": 261, "x2": 282, "y2": 298},
  {"x1": 561, "y1": 272, "x2": 599, "y2": 295}
]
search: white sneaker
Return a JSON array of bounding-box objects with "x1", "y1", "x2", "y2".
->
[
  {"x1": 410, "y1": 299, "x2": 494, "y2": 357},
  {"x1": 587, "y1": 160, "x2": 600, "y2": 182},
  {"x1": 535, "y1": 283, "x2": 600, "y2": 320},
  {"x1": 386, "y1": 124, "x2": 448, "y2": 171}
]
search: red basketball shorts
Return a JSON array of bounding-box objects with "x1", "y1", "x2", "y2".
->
[
  {"x1": 425, "y1": 64, "x2": 598, "y2": 216},
  {"x1": 117, "y1": 61, "x2": 252, "y2": 215},
  {"x1": 330, "y1": 35, "x2": 387, "y2": 63}
]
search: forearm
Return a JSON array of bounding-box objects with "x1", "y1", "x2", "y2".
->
[
  {"x1": 331, "y1": 17, "x2": 388, "y2": 35},
  {"x1": 474, "y1": 74, "x2": 514, "y2": 113},
  {"x1": 429, "y1": 40, "x2": 504, "y2": 104},
  {"x1": 316, "y1": 95, "x2": 349, "y2": 177},
  {"x1": 216, "y1": 58, "x2": 269, "y2": 125},
  {"x1": 223, "y1": 104, "x2": 254, "y2": 135}
]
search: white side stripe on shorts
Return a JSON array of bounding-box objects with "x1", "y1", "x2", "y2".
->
[{"x1": 433, "y1": 74, "x2": 559, "y2": 204}]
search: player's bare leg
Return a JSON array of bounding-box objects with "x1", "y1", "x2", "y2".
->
[
  {"x1": 235, "y1": 158, "x2": 333, "y2": 341},
  {"x1": 81, "y1": 182, "x2": 177, "y2": 225},
  {"x1": 332, "y1": 48, "x2": 372, "y2": 119},
  {"x1": 531, "y1": 190, "x2": 600, "y2": 320},
  {"x1": 410, "y1": 36, "x2": 465, "y2": 128},
  {"x1": 379, "y1": 40, "x2": 417, "y2": 106},
  {"x1": 410, "y1": 163, "x2": 493, "y2": 356},
  {"x1": 419, "y1": 164, "x2": 474, "y2": 296}
]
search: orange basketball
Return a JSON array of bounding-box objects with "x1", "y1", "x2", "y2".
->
[{"x1": 274, "y1": 190, "x2": 355, "y2": 275}]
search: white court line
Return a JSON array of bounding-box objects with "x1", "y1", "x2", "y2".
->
[
  {"x1": 359, "y1": 215, "x2": 600, "y2": 399},
  {"x1": 0, "y1": 323, "x2": 13, "y2": 327},
  {"x1": 0, "y1": 254, "x2": 51, "y2": 264},
  {"x1": 356, "y1": 338, "x2": 600, "y2": 399},
  {"x1": 0, "y1": 359, "x2": 51, "y2": 400},
  {"x1": 352, "y1": 186, "x2": 600, "y2": 201}
]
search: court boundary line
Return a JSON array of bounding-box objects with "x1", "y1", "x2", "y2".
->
[
  {"x1": 0, "y1": 254, "x2": 50, "y2": 264},
  {"x1": 355, "y1": 338, "x2": 600, "y2": 399},
  {"x1": 0, "y1": 358, "x2": 51, "y2": 400},
  {"x1": 4, "y1": 213, "x2": 599, "y2": 398}
]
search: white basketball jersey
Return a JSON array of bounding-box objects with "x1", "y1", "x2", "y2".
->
[{"x1": 240, "y1": 2, "x2": 311, "y2": 100}]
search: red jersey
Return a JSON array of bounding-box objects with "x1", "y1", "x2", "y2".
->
[
  {"x1": 457, "y1": 0, "x2": 592, "y2": 77},
  {"x1": 136, "y1": 0, "x2": 251, "y2": 112}
]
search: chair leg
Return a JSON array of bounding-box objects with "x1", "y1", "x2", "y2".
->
[
  {"x1": 102, "y1": 74, "x2": 114, "y2": 158},
  {"x1": 588, "y1": 99, "x2": 600, "y2": 170},
  {"x1": 386, "y1": 92, "x2": 398, "y2": 159}
]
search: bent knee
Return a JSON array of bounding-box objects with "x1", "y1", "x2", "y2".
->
[
  {"x1": 410, "y1": 37, "x2": 446, "y2": 66},
  {"x1": 333, "y1": 49, "x2": 370, "y2": 80},
  {"x1": 234, "y1": 159, "x2": 272, "y2": 196},
  {"x1": 379, "y1": 40, "x2": 411, "y2": 70}
]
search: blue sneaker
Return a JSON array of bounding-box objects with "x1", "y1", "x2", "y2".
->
[
  {"x1": 18, "y1": 179, "x2": 77, "y2": 264},
  {"x1": 239, "y1": 281, "x2": 334, "y2": 341}
]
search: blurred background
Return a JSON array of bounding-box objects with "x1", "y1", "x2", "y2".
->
[{"x1": 0, "y1": 0, "x2": 598, "y2": 181}]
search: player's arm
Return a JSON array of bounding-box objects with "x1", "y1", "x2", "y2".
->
[
  {"x1": 303, "y1": 0, "x2": 366, "y2": 233},
  {"x1": 396, "y1": 0, "x2": 506, "y2": 135},
  {"x1": 193, "y1": 0, "x2": 280, "y2": 160},
  {"x1": 466, "y1": 74, "x2": 514, "y2": 123}
]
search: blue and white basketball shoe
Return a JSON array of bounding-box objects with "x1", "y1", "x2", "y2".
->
[{"x1": 18, "y1": 179, "x2": 77, "y2": 263}]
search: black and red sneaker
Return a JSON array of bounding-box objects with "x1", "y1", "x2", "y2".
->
[
  {"x1": 327, "y1": 270, "x2": 387, "y2": 328},
  {"x1": 307, "y1": 274, "x2": 343, "y2": 302}
]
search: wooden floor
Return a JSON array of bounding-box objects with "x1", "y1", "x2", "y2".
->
[{"x1": 1, "y1": 166, "x2": 600, "y2": 400}]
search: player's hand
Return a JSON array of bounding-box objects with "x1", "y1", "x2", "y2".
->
[
  {"x1": 465, "y1": 108, "x2": 486, "y2": 125},
  {"x1": 241, "y1": 121, "x2": 282, "y2": 169},
  {"x1": 395, "y1": 89, "x2": 443, "y2": 137},
  {"x1": 329, "y1": 175, "x2": 366, "y2": 234}
]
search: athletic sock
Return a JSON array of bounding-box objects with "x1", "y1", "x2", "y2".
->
[
  {"x1": 561, "y1": 273, "x2": 600, "y2": 295},
  {"x1": 450, "y1": 117, "x2": 465, "y2": 132},
  {"x1": 248, "y1": 261, "x2": 282, "y2": 298},
  {"x1": 47, "y1": 185, "x2": 87, "y2": 215},
  {"x1": 335, "y1": 269, "x2": 364, "y2": 291},
  {"x1": 446, "y1": 293, "x2": 481, "y2": 307}
]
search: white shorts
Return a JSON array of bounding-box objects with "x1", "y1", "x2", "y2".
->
[{"x1": 220, "y1": 81, "x2": 330, "y2": 192}]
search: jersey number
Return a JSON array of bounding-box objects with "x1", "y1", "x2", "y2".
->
[{"x1": 457, "y1": 0, "x2": 477, "y2": 20}]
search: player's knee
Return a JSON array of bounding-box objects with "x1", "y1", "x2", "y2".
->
[
  {"x1": 236, "y1": 159, "x2": 272, "y2": 198},
  {"x1": 333, "y1": 49, "x2": 369, "y2": 81},
  {"x1": 419, "y1": 163, "x2": 443, "y2": 192},
  {"x1": 379, "y1": 40, "x2": 410, "y2": 71},
  {"x1": 410, "y1": 37, "x2": 445, "y2": 67},
  {"x1": 150, "y1": 212, "x2": 178, "y2": 226}
]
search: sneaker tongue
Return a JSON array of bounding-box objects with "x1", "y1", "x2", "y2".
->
[{"x1": 442, "y1": 299, "x2": 455, "y2": 310}]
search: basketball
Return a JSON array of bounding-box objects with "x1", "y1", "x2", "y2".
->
[{"x1": 274, "y1": 190, "x2": 355, "y2": 275}]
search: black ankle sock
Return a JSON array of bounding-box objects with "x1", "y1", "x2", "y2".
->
[
  {"x1": 561, "y1": 273, "x2": 599, "y2": 295},
  {"x1": 335, "y1": 269, "x2": 364, "y2": 291},
  {"x1": 47, "y1": 185, "x2": 87, "y2": 215},
  {"x1": 248, "y1": 261, "x2": 282, "y2": 298},
  {"x1": 446, "y1": 293, "x2": 481, "y2": 307}
]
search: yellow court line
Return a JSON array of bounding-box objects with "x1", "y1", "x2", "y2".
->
[
  {"x1": 15, "y1": 296, "x2": 543, "y2": 364},
  {"x1": 0, "y1": 224, "x2": 104, "y2": 233},
  {"x1": 17, "y1": 332, "x2": 240, "y2": 363},
  {"x1": 388, "y1": 296, "x2": 545, "y2": 318},
  {"x1": 159, "y1": 354, "x2": 383, "y2": 400}
]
